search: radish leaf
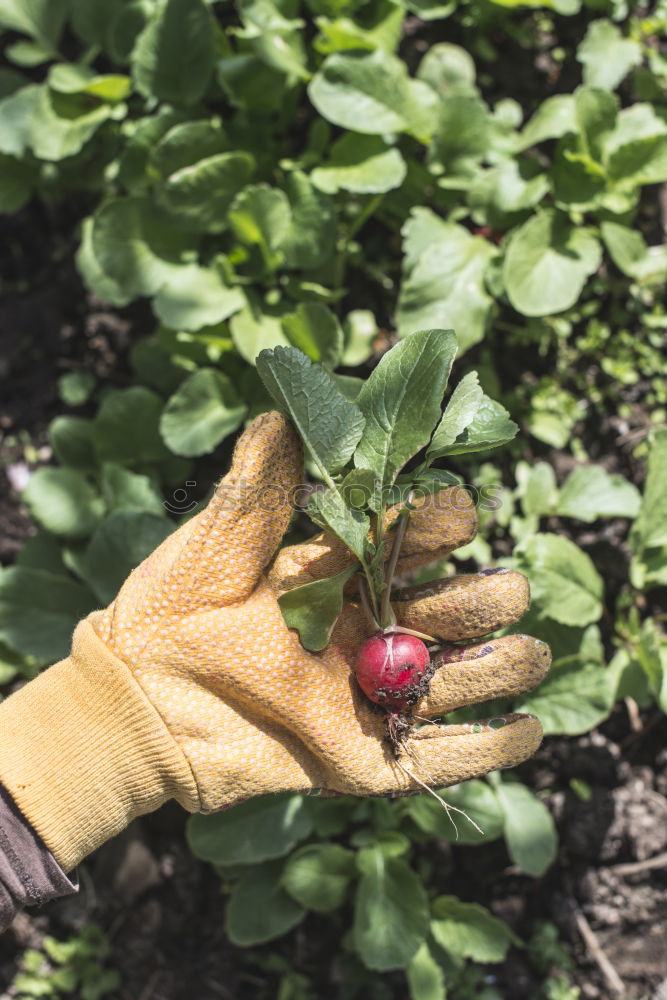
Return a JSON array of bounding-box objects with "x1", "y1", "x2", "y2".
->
[
  {"x1": 433, "y1": 393, "x2": 517, "y2": 457},
  {"x1": 354, "y1": 846, "x2": 429, "y2": 970},
  {"x1": 354, "y1": 329, "x2": 457, "y2": 487},
  {"x1": 307, "y1": 490, "x2": 370, "y2": 561},
  {"x1": 426, "y1": 370, "x2": 483, "y2": 460},
  {"x1": 278, "y1": 565, "x2": 358, "y2": 652},
  {"x1": 257, "y1": 346, "x2": 365, "y2": 482},
  {"x1": 430, "y1": 895, "x2": 519, "y2": 961}
]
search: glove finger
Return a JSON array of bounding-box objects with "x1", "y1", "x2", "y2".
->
[
  {"x1": 394, "y1": 569, "x2": 530, "y2": 641},
  {"x1": 176, "y1": 411, "x2": 303, "y2": 605},
  {"x1": 414, "y1": 634, "x2": 552, "y2": 717},
  {"x1": 268, "y1": 487, "x2": 478, "y2": 594},
  {"x1": 395, "y1": 713, "x2": 543, "y2": 790}
]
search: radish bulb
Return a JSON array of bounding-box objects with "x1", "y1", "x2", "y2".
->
[{"x1": 354, "y1": 631, "x2": 432, "y2": 712}]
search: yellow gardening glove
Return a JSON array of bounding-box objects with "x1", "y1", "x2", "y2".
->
[{"x1": 0, "y1": 412, "x2": 550, "y2": 874}]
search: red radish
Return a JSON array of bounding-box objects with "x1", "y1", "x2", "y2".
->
[{"x1": 354, "y1": 631, "x2": 432, "y2": 712}]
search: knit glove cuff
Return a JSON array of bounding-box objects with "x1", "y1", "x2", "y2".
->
[{"x1": 0, "y1": 613, "x2": 200, "y2": 873}]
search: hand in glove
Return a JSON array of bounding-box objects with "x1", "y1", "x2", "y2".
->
[{"x1": 0, "y1": 412, "x2": 550, "y2": 873}]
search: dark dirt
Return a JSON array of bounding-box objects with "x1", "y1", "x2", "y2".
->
[
  {"x1": 0, "y1": 201, "x2": 137, "y2": 564},
  {"x1": 2, "y1": 190, "x2": 667, "y2": 999}
]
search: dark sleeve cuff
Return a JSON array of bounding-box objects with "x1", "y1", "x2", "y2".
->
[{"x1": 0, "y1": 784, "x2": 78, "y2": 934}]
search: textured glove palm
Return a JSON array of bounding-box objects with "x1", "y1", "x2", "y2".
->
[{"x1": 0, "y1": 412, "x2": 550, "y2": 871}]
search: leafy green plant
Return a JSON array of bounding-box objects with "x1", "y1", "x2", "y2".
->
[
  {"x1": 186, "y1": 779, "x2": 555, "y2": 992},
  {"x1": 10, "y1": 923, "x2": 120, "y2": 1000},
  {"x1": 255, "y1": 330, "x2": 515, "y2": 650}
]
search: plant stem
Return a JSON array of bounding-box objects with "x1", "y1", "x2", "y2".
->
[
  {"x1": 383, "y1": 624, "x2": 437, "y2": 642},
  {"x1": 380, "y1": 490, "x2": 414, "y2": 629},
  {"x1": 358, "y1": 575, "x2": 380, "y2": 631}
]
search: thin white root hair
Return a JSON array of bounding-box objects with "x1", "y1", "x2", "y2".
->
[{"x1": 393, "y1": 756, "x2": 485, "y2": 840}]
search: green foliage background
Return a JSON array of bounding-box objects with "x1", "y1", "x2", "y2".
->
[{"x1": 1, "y1": 0, "x2": 666, "y2": 996}]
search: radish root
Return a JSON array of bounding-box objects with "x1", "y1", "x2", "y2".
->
[{"x1": 392, "y1": 753, "x2": 485, "y2": 840}]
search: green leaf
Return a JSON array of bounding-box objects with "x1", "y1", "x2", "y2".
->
[
  {"x1": 600, "y1": 221, "x2": 649, "y2": 278},
  {"x1": 93, "y1": 386, "x2": 169, "y2": 466},
  {"x1": 631, "y1": 618, "x2": 667, "y2": 712},
  {"x1": 186, "y1": 793, "x2": 313, "y2": 864},
  {"x1": 313, "y1": 0, "x2": 404, "y2": 54},
  {"x1": 429, "y1": 95, "x2": 490, "y2": 175},
  {"x1": 281, "y1": 302, "x2": 343, "y2": 369},
  {"x1": 0, "y1": 0, "x2": 68, "y2": 48},
  {"x1": 278, "y1": 566, "x2": 358, "y2": 651},
  {"x1": 0, "y1": 152, "x2": 33, "y2": 212},
  {"x1": 0, "y1": 84, "x2": 113, "y2": 161},
  {"x1": 158, "y1": 151, "x2": 255, "y2": 232},
  {"x1": 555, "y1": 466, "x2": 640, "y2": 522},
  {"x1": 23, "y1": 468, "x2": 103, "y2": 539},
  {"x1": 311, "y1": 133, "x2": 407, "y2": 194},
  {"x1": 90, "y1": 197, "x2": 195, "y2": 299},
  {"x1": 397, "y1": 210, "x2": 495, "y2": 352},
  {"x1": 230, "y1": 293, "x2": 291, "y2": 364},
  {"x1": 518, "y1": 94, "x2": 575, "y2": 149},
  {"x1": 153, "y1": 263, "x2": 244, "y2": 332},
  {"x1": 307, "y1": 489, "x2": 370, "y2": 560},
  {"x1": 335, "y1": 373, "x2": 365, "y2": 402},
  {"x1": 229, "y1": 183, "x2": 291, "y2": 264},
  {"x1": 218, "y1": 52, "x2": 288, "y2": 112},
  {"x1": 76, "y1": 216, "x2": 133, "y2": 308},
  {"x1": 226, "y1": 860, "x2": 305, "y2": 946},
  {"x1": 603, "y1": 104, "x2": 667, "y2": 187},
  {"x1": 16, "y1": 531, "x2": 66, "y2": 575},
  {"x1": 496, "y1": 780, "x2": 557, "y2": 877},
  {"x1": 503, "y1": 210, "x2": 602, "y2": 317},
  {"x1": 426, "y1": 372, "x2": 483, "y2": 461},
  {"x1": 354, "y1": 329, "x2": 457, "y2": 487},
  {"x1": 515, "y1": 656, "x2": 616, "y2": 735},
  {"x1": 58, "y1": 372, "x2": 95, "y2": 407},
  {"x1": 77, "y1": 511, "x2": 173, "y2": 604},
  {"x1": 0, "y1": 567, "x2": 96, "y2": 661},
  {"x1": 468, "y1": 159, "x2": 549, "y2": 227},
  {"x1": 308, "y1": 50, "x2": 437, "y2": 141},
  {"x1": 282, "y1": 844, "x2": 356, "y2": 912},
  {"x1": 575, "y1": 85, "x2": 618, "y2": 161},
  {"x1": 237, "y1": 0, "x2": 308, "y2": 79},
  {"x1": 577, "y1": 20, "x2": 641, "y2": 91},
  {"x1": 48, "y1": 64, "x2": 131, "y2": 102},
  {"x1": 69, "y1": 0, "x2": 128, "y2": 51},
  {"x1": 405, "y1": 778, "x2": 505, "y2": 846},
  {"x1": 256, "y1": 345, "x2": 366, "y2": 477},
  {"x1": 280, "y1": 171, "x2": 337, "y2": 271},
  {"x1": 131, "y1": 0, "x2": 216, "y2": 106},
  {"x1": 342, "y1": 309, "x2": 377, "y2": 366},
  {"x1": 435, "y1": 393, "x2": 517, "y2": 457},
  {"x1": 340, "y1": 468, "x2": 379, "y2": 509},
  {"x1": 516, "y1": 460, "x2": 558, "y2": 518},
  {"x1": 48, "y1": 416, "x2": 97, "y2": 471},
  {"x1": 354, "y1": 847, "x2": 429, "y2": 971},
  {"x1": 631, "y1": 428, "x2": 667, "y2": 553},
  {"x1": 150, "y1": 119, "x2": 227, "y2": 178},
  {"x1": 160, "y1": 369, "x2": 247, "y2": 457},
  {"x1": 417, "y1": 42, "x2": 476, "y2": 98},
  {"x1": 515, "y1": 533, "x2": 604, "y2": 627},
  {"x1": 6, "y1": 39, "x2": 52, "y2": 67},
  {"x1": 406, "y1": 942, "x2": 447, "y2": 1000},
  {"x1": 430, "y1": 895, "x2": 517, "y2": 962},
  {"x1": 101, "y1": 463, "x2": 165, "y2": 516},
  {"x1": 160, "y1": 368, "x2": 247, "y2": 456}
]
